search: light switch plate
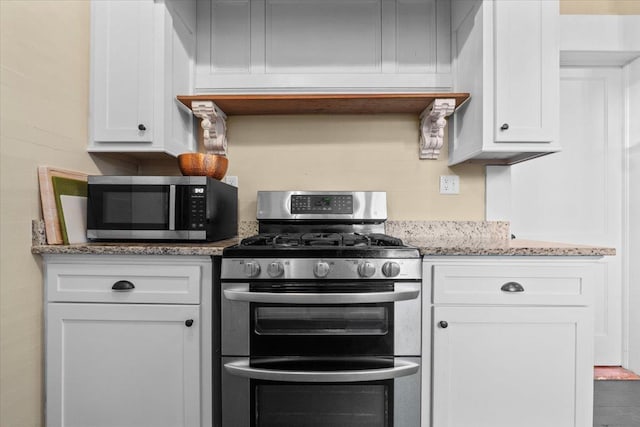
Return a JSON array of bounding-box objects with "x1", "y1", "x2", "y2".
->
[{"x1": 440, "y1": 175, "x2": 459, "y2": 194}]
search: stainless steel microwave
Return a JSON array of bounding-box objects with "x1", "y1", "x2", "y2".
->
[{"x1": 87, "y1": 176, "x2": 237, "y2": 241}]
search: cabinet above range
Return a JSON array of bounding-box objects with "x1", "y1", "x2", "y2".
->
[{"x1": 88, "y1": 0, "x2": 561, "y2": 166}]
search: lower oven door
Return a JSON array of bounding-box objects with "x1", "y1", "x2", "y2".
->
[{"x1": 221, "y1": 356, "x2": 421, "y2": 427}]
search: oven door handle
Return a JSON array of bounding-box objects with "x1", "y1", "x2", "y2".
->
[
  {"x1": 223, "y1": 285, "x2": 420, "y2": 304},
  {"x1": 223, "y1": 359, "x2": 419, "y2": 382}
]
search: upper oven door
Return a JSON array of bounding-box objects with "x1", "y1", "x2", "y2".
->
[
  {"x1": 87, "y1": 184, "x2": 174, "y2": 231},
  {"x1": 221, "y1": 281, "x2": 421, "y2": 357}
]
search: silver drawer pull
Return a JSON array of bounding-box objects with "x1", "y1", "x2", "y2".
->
[
  {"x1": 112, "y1": 280, "x2": 135, "y2": 291},
  {"x1": 501, "y1": 282, "x2": 524, "y2": 293}
]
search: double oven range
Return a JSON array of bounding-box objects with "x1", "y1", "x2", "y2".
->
[{"x1": 219, "y1": 191, "x2": 422, "y2": 427}]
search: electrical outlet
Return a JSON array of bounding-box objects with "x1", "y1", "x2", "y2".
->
[
  {"x1": 224, "y1": 175, "x2": 238, "y2": 187},
  {"x1": 439, "y1": 175, "x2": 460, "y2": 194}
]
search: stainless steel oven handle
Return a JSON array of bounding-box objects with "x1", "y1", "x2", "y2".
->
[
  {"x1": 224, "y1": 359, "x2": 419, "y2": 383},
  {"x1": 223, "y1": 286, "x2": 420, "y2": 304}
]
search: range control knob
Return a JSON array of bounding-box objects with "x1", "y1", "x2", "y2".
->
[
  {"x1": 313, "y1": 261, "x2": 331, "y2": 278},
  {"x1": 267, "y1": 261, "x2": 285, "y2": 278},
  {"x1": 382, "y1": 261, "x2": 401, "y2": 278},
  {"x1": 358, "y1": 261, "x2": 376, "y2": 278},
  {"x1": 243, "y1": 261, "x2": 261, "y2": 278}
]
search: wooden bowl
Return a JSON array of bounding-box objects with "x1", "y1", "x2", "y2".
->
[{"x1": 177, "y1": 153, "x2": 229, "y2": 180}]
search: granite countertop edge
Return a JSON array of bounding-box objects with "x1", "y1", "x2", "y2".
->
[
  {"x1": 30, "y1": 238, "x2": 239, "y2": 256},
  {"x1": 412, "y1": 239, "x2": 616, "y2": 257},
  {"x1": 30, "y1": 219, "x2": 614, "y2": 257},
  {"x1": 31, "y1": 238, "x2": 615, "y2": 257}
]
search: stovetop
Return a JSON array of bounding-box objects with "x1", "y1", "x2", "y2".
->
[
  {"x1": 223, "y1": 232, "x2": 420, "y2": 259},
  {"x1": 243, "y1": 232, "x2": 404, "y2": 248},
  {"x1": 222, "y1": 191, "x2": 421, "y2": 279}
]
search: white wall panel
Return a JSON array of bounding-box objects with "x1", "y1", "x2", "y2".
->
[
  {"x1": 508, "y1": 68, "x2": 624, "y2": 365},
  {"x1": 627, "y1": 56, "x2": 640, "y2": 373}
]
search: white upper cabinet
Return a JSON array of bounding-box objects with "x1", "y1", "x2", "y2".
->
[
  {"x1": 90, "y1": 0, "x2": 155, "y2": 143},
  {"x1": 89, "y1": 0, "x2": 560, "y2": 162},
  {"x1": 89, "y1": 0, "x2": 197, "y2": 157},
  {"x1": 449, "y1": 0, "x2": 561, "y2": 165},
  {"x1": 195, "y1": 0, "x2": 453, "y2": 93}
]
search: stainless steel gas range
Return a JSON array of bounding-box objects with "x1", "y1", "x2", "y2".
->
[{"x1": 219, "y1": 191, "x2": 422, "y2": 427}]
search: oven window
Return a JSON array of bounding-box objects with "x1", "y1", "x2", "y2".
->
[
  {"x1": 103, "y1": 190, "x2": 167, "y2": 224},
  {"x1": 88, "y1": 185, "x2": 170, "y2": 230},
  {"x1": 254, "y1": 306, "x2": 388, "y2": 336},
  {"x1": 254, "y1": 382, "x2": 390, "y2": 427},
  {"x1": 250, "y1": 303, "x2": 394, "y2": 356}
]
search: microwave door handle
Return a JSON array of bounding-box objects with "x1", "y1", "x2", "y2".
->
[
  {"x1": 224, "y1": 359, "x2": 419, "y2": 383},
  {"x1": 223, "y1": 285, "x2": 419, "y2": 304},
  {"x1": 169, "y1": 185, "x2": 176, "y2": 231}
]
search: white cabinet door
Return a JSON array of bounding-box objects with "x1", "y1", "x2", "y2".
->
[
  {"x1": 91, "y1": 0, "x2": 154, "y2": 143},
  {"x1": 493, "y1": 0, "x2": 558, "y2": 143},
  {"x1": 449, "y1": 0, "x2": 560, "y2": 165},
  {"x1": 431, "y1": 306, "x2": 593, "y2": 427},
  {"x1": 89, "y1": 0, "x2": 197, "y2": 156},
  {"x1": 46, "y1": 303, "x2": 201, "y2": 427}
]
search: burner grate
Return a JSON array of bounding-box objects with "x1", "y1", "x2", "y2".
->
[{"x1": 239, "y1": 232, "x2": 405, "y2": 248}]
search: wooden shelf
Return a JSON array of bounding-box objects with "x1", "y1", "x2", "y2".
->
[
  {"x1": 177, "y1": 93, "x2": 470, "y2": 115},
  {"x1": 177, "y1": 93, "x2": 470, "y2": 160}
]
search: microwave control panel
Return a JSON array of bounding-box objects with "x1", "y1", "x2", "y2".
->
[{"x1": 188, "y1": 186, "x2": 207, "y2": 229}]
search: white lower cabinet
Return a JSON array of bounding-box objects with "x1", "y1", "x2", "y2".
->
[
  {"x1": 422, "y1": 258, "x2": 597, "y2": 427},
  {"x1": 44, "y1": 255, "x2": 212, "y2": 427},
  {"x1": 47, "y1": 304, "x2": 200, "y2": 427}
]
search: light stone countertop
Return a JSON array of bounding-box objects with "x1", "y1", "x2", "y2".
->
[
  {"x1": 410, "y1": 238, "x2": 616, "y2": 256},
  {"x1": 30, "y1": 220, "x2": 615, "y2": 257},
  {"x1": 30, "y1": 238, "x2": 239, "y2": 256}
]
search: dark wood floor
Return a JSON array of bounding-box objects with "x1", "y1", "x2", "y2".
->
[{"x1": 594, "y1": 380, "x2": 640, "y2": 427}]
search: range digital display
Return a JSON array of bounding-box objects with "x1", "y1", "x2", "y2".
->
[{"x1": 290, "y1": 195, "x2": 353, "y2": 214}]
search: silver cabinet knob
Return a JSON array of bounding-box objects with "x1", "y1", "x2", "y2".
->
[
  {"x1": 267, "y1": 261, "x2": 284, "y2": 278},
  {"x1": 381, "y1": 261, "x2": 401, "y2": 277},
  {"x1": 243, "y1": 261, "x2": 261, "y2": 278},
  {"x1": 358, "y1": 261, "x2": 376, "y2": 278},
  {"x1": 313, "y1": 261, "x2": 331, "y2": 278}
]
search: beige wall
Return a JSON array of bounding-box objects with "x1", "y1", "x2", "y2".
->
[
  {"x1": 561, "y1": 0, "x2": 640, "y2": 15},
  {"x1": 143, "y1": 115, "x2": 485, "y2": 221},
  {"x1": 225, "y1": 115, "x2": 484, "y2": 221},
  {"x1": 0, "y1": 0, "x2": 636, "y2": 426},
  {"x1": 0, "y1": 2, "x2": 133, "y2": 426}
]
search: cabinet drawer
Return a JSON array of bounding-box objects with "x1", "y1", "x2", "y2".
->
[
  {"x1": 46, "y1": 262, "x2": 202, "y2": 304},
  {"x1": 431, "y1": 263, "x2": 594, "y2": 306}
]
